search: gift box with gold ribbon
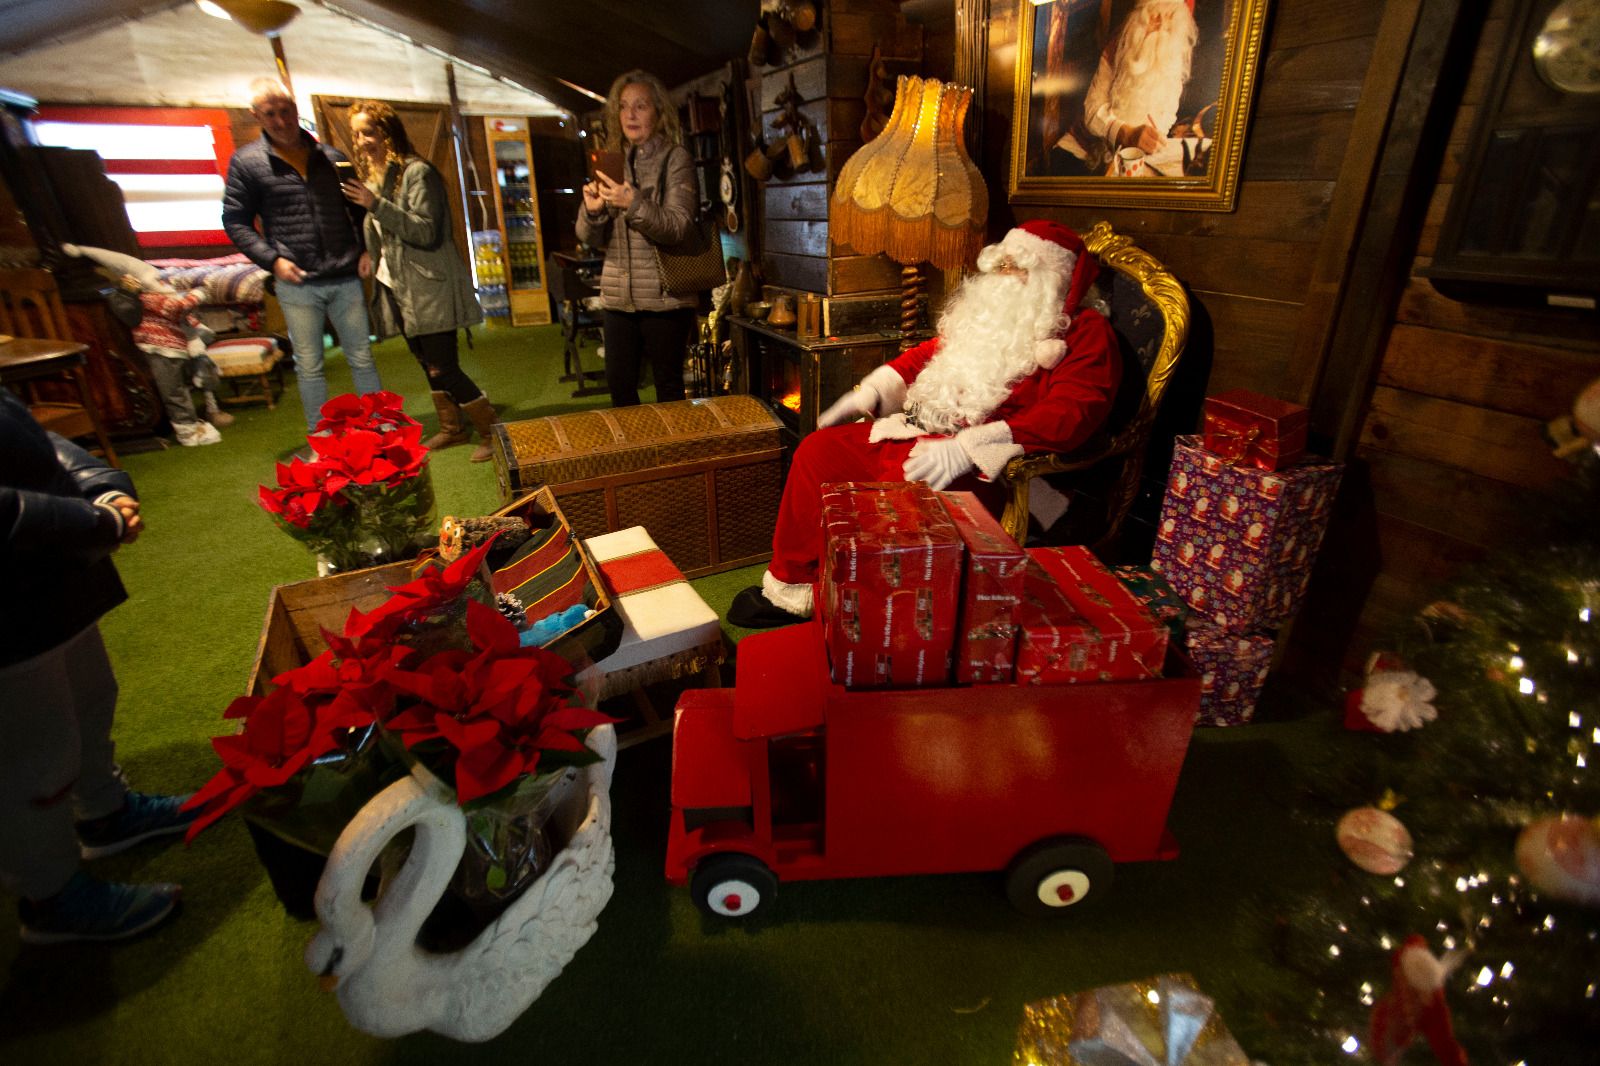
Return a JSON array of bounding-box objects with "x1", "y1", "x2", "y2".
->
[
  {"x1": 1202, "y1": 389, "x2": 1308, "y2": 471},
  {"x1": 1014, "y1": 973, "x2": 1251, "y2": 1066}
]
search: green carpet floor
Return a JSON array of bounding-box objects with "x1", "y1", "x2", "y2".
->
[{"x1": 0, "y1": 323, "x2": 1341, "y2": 1064}]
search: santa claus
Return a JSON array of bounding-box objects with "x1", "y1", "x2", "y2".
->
[
  {"x1": 728, "y1": 219, "x2": 1121, "y2": 629},
  {"x1": 1057, "y1": 0, "x2": 1200, "y2": 175}
]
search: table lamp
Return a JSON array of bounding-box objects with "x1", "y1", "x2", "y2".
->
[{"x1": 830, "y1": 75, "x2": 988, "y2": 348}]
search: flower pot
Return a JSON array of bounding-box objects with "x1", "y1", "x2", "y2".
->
[{"x1": 306, "y1": 725, "x2": 617, "y2": 1041}]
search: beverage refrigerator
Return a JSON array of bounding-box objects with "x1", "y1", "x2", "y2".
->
[{"x1": 478, "y1": 116, "x2": 551, "y2": 327}]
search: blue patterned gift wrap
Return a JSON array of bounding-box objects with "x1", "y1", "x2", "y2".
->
[
  {"x1": 1151, "y1": 435, "x2": 1342, "y2": 633},
  {"x1": 1187, "y1": 621, "x2": 1275, "y2": 727}
]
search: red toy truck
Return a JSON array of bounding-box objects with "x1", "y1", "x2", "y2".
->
[{"x1": 665, "y1": 617, "x2": 1202, "y2": 918}]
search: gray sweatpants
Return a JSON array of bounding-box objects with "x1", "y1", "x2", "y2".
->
[
  {"x1": 143, "y1": 351, "x2": 201, "y2": 426},
  {"x1": 0, "y1": 625, "x2": 127, "y2": 899}
]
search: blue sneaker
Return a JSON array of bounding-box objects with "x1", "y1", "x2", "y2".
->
[
  {"x1": 18, "y1": 871, "x2": 180, "y2": 945},
  {"x1": 77, "y1": 791, "x2": 197, "y2": 859}
]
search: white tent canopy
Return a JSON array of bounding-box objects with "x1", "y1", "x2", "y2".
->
[{"x1": 0, "y1": 1, "x2": 565, "y2": 120}]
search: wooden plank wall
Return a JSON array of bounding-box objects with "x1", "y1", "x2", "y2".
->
[
  {"x1": 981, "y1": 1, "x2": 1382, "y2": 408},
  {"x1": 758, "y1": 0, "x2": 921, "y2": 296},
  {"x1": 1347, "y1": 0, "x2": 1600, "y2": 659},
  {"x1": 976, "y1": 0, "x2": 1597, "y2": 683}
]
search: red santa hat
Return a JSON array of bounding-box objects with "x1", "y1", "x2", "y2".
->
[
  {"x1": 983, "y1": 220, "x2": 1100, "y2": 368},
  {"x1": 989, "y1": 220, "x2": 1098, "y2": 314}
]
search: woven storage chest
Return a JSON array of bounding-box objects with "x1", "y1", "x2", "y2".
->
[{"x1": 491, "y1": 394, "x2": 784, "y2": 579}]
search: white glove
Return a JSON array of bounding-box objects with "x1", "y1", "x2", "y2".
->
[
  {"x1": 902, "y1": 436, "x2": 974, "y2": 490},
  {"x1": 818, "y1": 364, "x2": 908, "y2": 429},
  {"x1": 817, "y1": 388, "x2": 875, "y2": 429}
]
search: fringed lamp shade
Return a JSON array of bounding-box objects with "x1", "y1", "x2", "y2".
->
[{"x1": 831, "y1": 76, "x2": 987, "y2": 343}]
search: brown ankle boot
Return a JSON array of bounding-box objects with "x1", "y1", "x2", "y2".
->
[
  {"x1": 461, "y1": 395, "x2": 498, "y2": 462},
  {"x1": 425, "y1": 391, "x2": 469, "y2": 450}
]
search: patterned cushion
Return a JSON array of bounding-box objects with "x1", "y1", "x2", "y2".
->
[
  {"x1": 577, "y1": 526, "x2": 721, "y2": 678},
  {"x1": 207, "y1": 337, "x2": 281, "y2": 375},
  {"x1": 150, "y1": 254, "x2": 270, "y2": 305}
]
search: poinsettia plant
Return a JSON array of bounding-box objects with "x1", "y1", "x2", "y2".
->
[
  {"x1": 258, "y1": 392, "x2": 435, "y2": 572},
  {"x1": 184, "y1": 541, "x2": 618, "y2": 841}
]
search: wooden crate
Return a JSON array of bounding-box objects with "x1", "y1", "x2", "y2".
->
[
  {"x1": 248, "y1": 487, "x2": 620, "y2": 695},
  {"x1": 490, "y1": 395, "x2": 784, "y2": 579}
]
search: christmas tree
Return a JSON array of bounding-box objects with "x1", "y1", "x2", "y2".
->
[{"x1": 1240, "y1": 449, "x2": 1600, "y2": 1063}]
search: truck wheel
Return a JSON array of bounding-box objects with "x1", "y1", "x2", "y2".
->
[
  {"x1": 690, "y1": 854, "x2": 777, "y2": 918},
  {"x1": 1005, "y1": 837, "x2": 1113, "y2": 917}
]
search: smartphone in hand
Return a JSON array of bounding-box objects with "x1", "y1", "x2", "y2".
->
[
  {"x1": 334, "y1": 159, "x2": 356, "y2": 182},
  {"x1": 587, "y1": 149, "x2": 625, "y2": 185}
]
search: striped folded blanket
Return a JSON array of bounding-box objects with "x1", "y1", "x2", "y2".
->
[{"x1": 491, "y1": 520, "x2": 597, "y2": 638}]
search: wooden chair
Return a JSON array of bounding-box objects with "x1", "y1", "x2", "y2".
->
[
  {"x1": 0, "y1": 267, "x2": 119, "y2": 465},
  {"x1": 998, "y1": 221, "x2": 1189, "y2": 551}
]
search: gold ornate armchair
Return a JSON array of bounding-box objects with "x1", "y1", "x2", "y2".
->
[{"x1": 998, "y1": 221, "x2": 1190, "y2": 550}]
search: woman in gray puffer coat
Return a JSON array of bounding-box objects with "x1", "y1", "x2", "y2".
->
[
  {"x1": 577, "y1": 70, "x2": 698, "y2": 407},
  {"x1": 343, "y1": 101, "x2": 494, "y2": 461}
]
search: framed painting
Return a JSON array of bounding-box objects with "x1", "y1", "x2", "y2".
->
[{"x1": 1007, "y1": 0, "x2": 1270, "y2": 211}]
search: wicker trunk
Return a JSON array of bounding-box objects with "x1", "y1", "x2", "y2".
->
[{"x1": 491, "y1": 395, "x2": 784, "y2": 579}]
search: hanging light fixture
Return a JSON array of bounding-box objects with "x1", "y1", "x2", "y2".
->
[
  {"x1": 830, "y1": 75, "x2": 988, "y2": 346},
  {"x1": 196, "y1": 1, "x2": 302, "y2": 93},
  {"x1": 195, "y1": 0, "x2": 301, "y2": 37}
]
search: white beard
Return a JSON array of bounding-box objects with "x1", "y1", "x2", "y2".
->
[
  {"x1": 1109, "y1": 4, "x2": 1198, "y2": 138},
  {"x1": 904, "y1": 269, "x2": 1065, "y2": 435}
]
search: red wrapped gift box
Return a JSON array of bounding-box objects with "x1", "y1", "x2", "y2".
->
[
  {"x1": 1187, "y1": 621, "x2": 1275, "y2": 727},
  {"x1": 820, "y1": 482, "x2": 962, "y2": 688},
  {"x1": 938, "y1": 491, "x2": 1026, "y2": 684},
  {"x1": 1202, "y1": 389, "x2": 1309, "y2": 471},
  {"x1": 1015, "y1": 546, "x2": 1168, "y2": 684}
]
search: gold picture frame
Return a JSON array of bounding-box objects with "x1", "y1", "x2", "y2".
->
[{"x1": 1007, "y1": 0, "x2": 1270, "y2": 212}]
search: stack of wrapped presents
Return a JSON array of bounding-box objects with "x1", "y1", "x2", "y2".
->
[
  {"x1": 816, "y1": 482, "x2": 1173, "y2": 690},
  {"x1": 1136, "y1": 389, "x2": 1344, "y2": 725}
]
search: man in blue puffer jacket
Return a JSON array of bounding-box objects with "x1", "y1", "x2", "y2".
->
[
  {"x1": 222, "y1": 78, "x2": 383, "y2": 432},
  {"x1": 0, "y1": 390, "x2": 196, "y2": 944}
]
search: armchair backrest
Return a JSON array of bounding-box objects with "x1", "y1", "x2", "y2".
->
[
  {"x1": 1081, "y1": 222, "x2": 1189, "y2": 453},
  {"x1": 996, "y1": 223, "x2": 1190, "y2": 550}
]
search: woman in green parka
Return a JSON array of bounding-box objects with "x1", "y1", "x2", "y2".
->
[{"x1": 342, "y1": 100, "x2": 495, "y2": 461}]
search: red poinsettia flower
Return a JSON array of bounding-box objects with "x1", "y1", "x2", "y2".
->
[
  {"x1": 182, "y1": 674, "x2": 376, "y2": 841},
  {"x1": 315, "y1": 391, "x2": 420, "y2": 435},
  {"x1": 381, "y1": 600, "x2": 616, "y2": 804},
  {"x1": 347, "y1": 538, "x2": 499, "y2": 642}
]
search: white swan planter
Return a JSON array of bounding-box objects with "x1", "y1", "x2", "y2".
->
[{"x1": 304, "y1": 724, "x2": 617, "y2": 1041}]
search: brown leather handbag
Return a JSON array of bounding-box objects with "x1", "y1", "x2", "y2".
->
[{"x1": 652, "y1": 147, "x2": 727, "y2": 296}]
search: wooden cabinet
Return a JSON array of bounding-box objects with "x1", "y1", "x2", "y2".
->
[
  {"x1": 756, "y1": 0, "x2": 922, "y2": 309},
  {"x1": 730, "y1": 314, "x2": 907, "y2": 441},
  {"x1": 0, "y1": 141, "x2": 161, "y2": 436}
]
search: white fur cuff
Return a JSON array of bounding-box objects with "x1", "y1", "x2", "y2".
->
[
  {"x1": 956, "y1": 421, "x2": 1023, "y2": 481},
  {"x1": 868, "y1": 413, "x2": 924, "y2": 443},
  {"x1": 861, "y1": 364, "x2": 907, "y2": 416},
  {"x1": 762, "y1": 570, "x2": 814, "y2": 617}
]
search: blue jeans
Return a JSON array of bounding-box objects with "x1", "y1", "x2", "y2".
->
[{"x1": 276, "y1": 276, "x2": 382, "y2": 431}]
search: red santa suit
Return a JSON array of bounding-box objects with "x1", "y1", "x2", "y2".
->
[{"x1": 766, "y1": 222, "x2": 1120, "y2": 588}]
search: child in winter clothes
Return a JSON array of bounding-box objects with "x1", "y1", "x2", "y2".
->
[
  {"x1": 63, "y1": 244, "x2": 233, "y2": 447},
  {"x1": 118, "y1": 275, "x2": 232, "y2": 446}
]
